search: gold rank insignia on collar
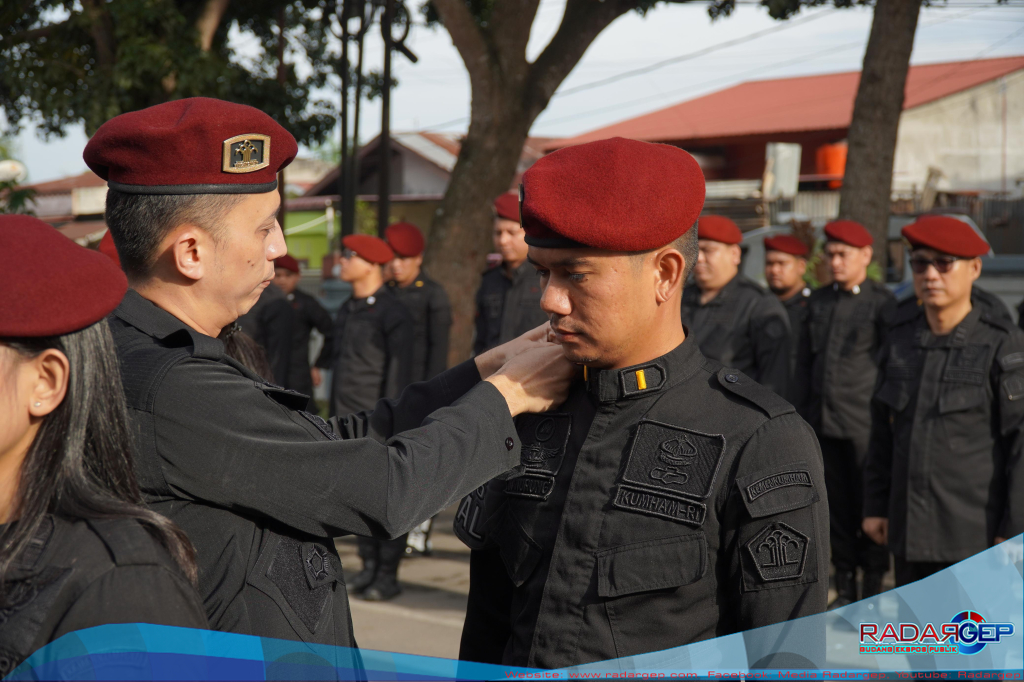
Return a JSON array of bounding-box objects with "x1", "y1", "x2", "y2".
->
[
  {"x1": 416, "y1": 280, "x2": 424, "y2": 287},
  {"x1": 222, "y1": 134, "x2": 271, "y2": 174}
]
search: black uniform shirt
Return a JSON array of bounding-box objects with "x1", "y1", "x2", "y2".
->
[
  {"x1": 388, "y1": 273, "x2": 453, "y2": 382},
  {"x1": 780, "y1": 287, "x2": 812, "y2": 409},
  {"x1": 864, "y1": 303, "x2": 1024, "y2": 562},
  {"x1": 108, "y1": 289, "x2": 522, "y2": 646},
  {"x1": 681, "y1": 274, "x2": 791, "y2": 396},
  {"x1": 801, "y1": 279, "x2": 896, "y2": 451},
  {"x1": 474, "y1": 262, "x2": 547, "y2": 355},
  {"x1": 283, "y1": 288, "x2": 334, "y2": 400},
  {"x1": 0, "y1": 516, "x2": 207, "y2": 675},
  {"x1": 455, "y1": 339, "x2": 828, "y2": 669},
  {"x1": 329, "y1": 286, "x2": 414, "y2": 417},
  {"x1": 237, "y1": 282, "x2": 295, "y2": 384}
]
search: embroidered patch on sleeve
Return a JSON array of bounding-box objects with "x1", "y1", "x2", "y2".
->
[
  {"x1": 504, "y1": 413, "x2": 571, "y2": 500},
  {"x1": 745, "y1": 521, "x2": 809, "y2": 582},
  {"x1": 745, "y1": 470, "x2": 813, "y2": 502}
]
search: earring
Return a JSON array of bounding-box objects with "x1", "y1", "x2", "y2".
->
[{"x1": 34, "y1": 402, "x2": 42, "y2": 407}]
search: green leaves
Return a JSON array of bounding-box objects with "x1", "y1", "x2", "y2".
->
[{"x1": 1, "y1": 0, "x2": 339, "y2": 145}]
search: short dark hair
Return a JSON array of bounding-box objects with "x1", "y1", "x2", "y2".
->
[
  {"x1": 105, "y1": 190, "x2": 244, "y2": 280},
  {"x1": 630, "y1": 221, "x2": 699, "y2": 283}
]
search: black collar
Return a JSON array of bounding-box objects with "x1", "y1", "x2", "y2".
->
[
  {"x1": 113, "y1": 289, "x2": 225, "y2": 359},
  {"x1": 917, "y1": 304, "x2": 981, "y2": 349},
  {"x1": 583, "y1": 338, "x2": 703, "y2": 404}
]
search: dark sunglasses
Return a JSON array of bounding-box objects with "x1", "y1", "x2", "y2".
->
[
  {"x1": 909, "y1": 255, "x2": 961, "y2": 274},
  {"x1": 341, "y1": 248, "x2": 358, "y2": 260}
]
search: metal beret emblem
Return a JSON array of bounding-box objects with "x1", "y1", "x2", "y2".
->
[{"x1": 222, "y1": 133, "x2": 271, "y2": 174}]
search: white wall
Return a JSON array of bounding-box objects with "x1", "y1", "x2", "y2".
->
[
  {"x1": 892, "y1": 69, "x2": 1024, "y2": 195},
  {"x1": 399, "y1": 150, "x2": 451, "y2": 195}
]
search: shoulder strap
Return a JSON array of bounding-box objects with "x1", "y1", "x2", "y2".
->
[
  {"x1": 86, "y1": 518, "x2": 163, "y2": 568},
  {"x1": 713, "y1": 367, "x2": 794, "y2": 419}
]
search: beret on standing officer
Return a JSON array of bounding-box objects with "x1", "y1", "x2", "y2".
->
[
  {"x1": 864, "y1": 216, "x2": 1024, "y2": 587},
  {"x1": 473, "y1": 193, "x2": 549, "y2": 355},
  {"x1": 82, "y1": 97, "x2": 574, "y2": 647},
  {"x1": 798, "y1": 220, "x2": 895, "y2": 607},
  {"x1": 682, "y1": 216, "x2": 791, "y2": 396},
  {"x1": 764, "y1": 235, "x2": 812, "y2": 408},
  {"x1": 384, "y1": 222, "x2": 453, "y2": 383},
  {"x1": 455, "y1": 137, "x2": 828, "y2": 669},
  {"x1": 0, "y1": 217, "x2": 206, "y2": 672}
]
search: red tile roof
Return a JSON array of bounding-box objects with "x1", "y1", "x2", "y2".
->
[
  {"x1": 21, "y1": 170, "x2": 106, "y2": 194},
  {"x1": 552, "y1": 56, "x2": 1024, "y2": 149}
]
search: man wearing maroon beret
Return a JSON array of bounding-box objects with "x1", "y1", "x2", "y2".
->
[
  {"x1": 384, "y1": 221, "x2": 453, "y2": 558},
  {"x1": 864, "y1": 215, "x2": 1024, "y2": 586},
  {"x1": 456, "y1": 138, "x2": 828, "y2": 668},
  {"x1": 270, "y1": 255, "x2": 334, "y2": 410},
  {"x1": 764, "y1": 234, "x2": 812, "y2": 406},
  {"x1": 682, "y1": 215, "x2": 792, "y2": 397},
  {"x1": 384, "y1": 222, "x2": 453, "y2": 383},
  {"x1": 473, "y1": 192, "x2": 549, "y2": 355},
  {"x1": 83, "y1": 97, "x2": 575, "y2": 647},
  {"x1": 798, "y1": 219, "x2": 895, "y2": 607}
]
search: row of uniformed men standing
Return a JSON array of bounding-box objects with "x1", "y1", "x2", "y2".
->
[{"x1": 680, "y1": 212, "x2": 1023, "y2": 607}]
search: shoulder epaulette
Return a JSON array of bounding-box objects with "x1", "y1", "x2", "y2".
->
[
  {"x1": 86, "y1": 518, "x2": 163, "y2": 568},
  {"x1": 980, "y1": 312, "x2": 1015, "y2": 334},
  {"x1": 892, "y1": 298, "x2": 923, "y2": 327},
  {"x1": 714, "y1": 367, "x2": 794, "y2": 419}
]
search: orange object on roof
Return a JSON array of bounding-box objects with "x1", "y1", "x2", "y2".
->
[{"x1": 552, "y1": 56, "x2": 1024, "y2": 149}]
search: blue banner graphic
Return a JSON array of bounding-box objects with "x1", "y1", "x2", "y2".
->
[{"x1": 8, "y1": 535, "x2": 1021, "y2": 681}]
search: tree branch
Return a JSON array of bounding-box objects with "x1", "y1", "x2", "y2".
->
[
  {"x1": 79, "y1": 0, "x2": 116, "y2": 68},
  {"x1": 196, "y1": 0, "x2": 231, "y2": 52},
  {"x1": 431, "y1": 0, "x2": 491, "y2": 87},
  {"x1": 525, "y1": 0, "x2": 639, "y2": 119},
  {"x1": 488, "y1": 0, "x2": 542, "y2": 79}
]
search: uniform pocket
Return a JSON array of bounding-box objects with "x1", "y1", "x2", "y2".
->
[
  {"x1": 875, "y1": 380, "x2": 911, "y2": 412},
  {"x1": 595, "y1": 534, "x2": 706, "y2": 598},
  {"x1": 497, "y1": 512, "x2": 543, "y2": 587},
  {"x1": 938, "y1": 386, "x2": 986, "y2": 414}
]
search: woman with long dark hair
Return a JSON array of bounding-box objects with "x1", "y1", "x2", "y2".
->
[{"x1": 0, "y1": 216, "x2": 206, "y2": 674}]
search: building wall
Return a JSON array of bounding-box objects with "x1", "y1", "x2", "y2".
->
[{"x1": 893, "y1": 69, "x2": 1024, "y2": 194}]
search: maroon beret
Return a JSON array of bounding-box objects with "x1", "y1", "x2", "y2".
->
[
  {"x1": 493, "y1": 193, "x2": 520, "y2": 222},
  {"x1": 0, "y1": 215, "x2": 128, "y2": 337},
  {"x1": 384, "y1": 222, "x2": 426, "y2": 257},
  {"x1": 764, "y1": 234, "x2": 809, "y2": 257},
  {"x1": 98, "y1": 229, "x2": 121, "y2": 267},
  {"x1": 343, "y1": 234, "x2": 394, "y2": 265},
  {"x1": 84, "y1": 97, "x2": 297, "y2": 195},
  {"x1": 697, "y1": 215, "x2": 743, "y2": 245},
  {"x1": 902, "y1": 215, "x2": 990, "y2": 258},
  {"x1": 824, "y1": 219, "x2": 873, "y2": 248},
  {"x1": 520, "y1": 137, "x2": 705, "y2": 251},
  {"x1": 274, "y1": 254, "x2": 300, "y2": 273}
]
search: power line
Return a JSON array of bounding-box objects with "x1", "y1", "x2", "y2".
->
[{"x1": 556, "y1": 8, "x2": 835, "y2": 96}]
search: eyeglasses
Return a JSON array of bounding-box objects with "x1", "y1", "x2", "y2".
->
[
  {"x1": 909, "y1": 255, "x2": 961, "y2": 274},
  {"x1": 341, "y1": 248, "x2": 357, "y2": 260}
]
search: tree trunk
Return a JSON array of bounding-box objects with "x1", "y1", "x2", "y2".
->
[
  {"x1": 838, "y1": 0, "x2": 923, "y2": 265},
  {"x1": 424, "y1": 109, "x2": 532, "y2": 366}
]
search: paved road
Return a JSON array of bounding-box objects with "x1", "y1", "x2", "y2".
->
[{"x1": 336, "y1": 504, "x2": 469, "y2": 659}]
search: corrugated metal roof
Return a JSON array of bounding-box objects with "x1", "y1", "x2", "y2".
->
[{"x1": 553, "y1": 56, "x2": 1024, "y2": 149}]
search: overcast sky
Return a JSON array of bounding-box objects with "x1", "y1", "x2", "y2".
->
[{"x1": 13, "y1": 0, "x2": 1024, "y2": 183}]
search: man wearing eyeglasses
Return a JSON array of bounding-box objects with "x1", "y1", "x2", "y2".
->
[
  {"x1": 863, "y1": 216, "x2": 1024, "y2": 586},
  {"x1": 800, "y1": 220, "x2": 895, "y2": 608}
]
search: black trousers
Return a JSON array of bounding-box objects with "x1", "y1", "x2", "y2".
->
[
  {"x1": 894, "y1": 556, "x2": 952, "y2": 587},
  {"x1": 357, "y1": 535, "x2": 408, "y2": 572},
  {"x1": 820, "y1": 436, "x2": 890, "y2": 573}
]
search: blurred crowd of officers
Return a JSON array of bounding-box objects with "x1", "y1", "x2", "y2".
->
[{"x1": 1, "y1": 98, "x2": 1020, "y2": 676}]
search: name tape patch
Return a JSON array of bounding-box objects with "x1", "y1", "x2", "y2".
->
[
  {"x1": 613, "y1": 484, "x2": 707, "y2": 528},
  {"x1": 745, "y1": 470, "x2": 812, "y2": 502},
  {"x1": 505, "y1": 473, "x2": 556, "y2": 500}
]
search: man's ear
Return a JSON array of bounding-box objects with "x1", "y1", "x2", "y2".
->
[
  {"x1": 168, "y1": 225, "x2": 209, "y2": 282},
  {"x1": 729, "y1": 243, "x2": 743, "y2": 266},
  {"x1": 968, "y1": 257, "x2": 982, "y2": 282},
  {"x1": 654, "y1": 248, "x2": 685, "y2": 304},
  {"x1": 863, "y1": 245, "x2": 874, "y2": 264}
]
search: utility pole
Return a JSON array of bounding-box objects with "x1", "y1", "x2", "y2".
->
[
  {"x1": 377, "y1": 0, "x2": 394, "y2": 236},
  {"x1": 338, "y1": 0, "x2": 351, "y2": 242}
]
